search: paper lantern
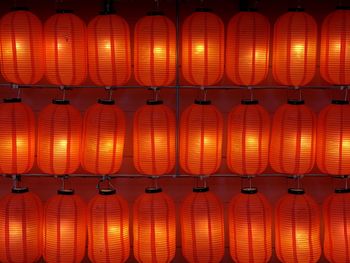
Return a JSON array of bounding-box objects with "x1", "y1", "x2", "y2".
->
[
  {"x1": 44, "y1": 11, "x2": 87, "y2": 86},
  {"x1": 228, "y1": 188, "x2": 272, "y2": 263},
  {"x1": 37, "y1": 100, "x2": 82, "y2": 175},
  {"x1": 275, "y1": 189, "x2": 321, "y2": 263},
  {"x1": 43, "y1": 190, "x2": 86, "y2": 263},
  {"x1": 270, "y1": 100, "x2": 316, "y2": 175},
  {"x1": 133, "y1": 100, "x2": 176, "y2": 175},
  {"x1": 182, "y1": 8, "x2": 224, "y2": 86},
  {"x1": 181, "y1": 187, "x2": 224, "y2": 263},
  {"x1": 88, "y1": 189, "x2": 129, "y2": 263},
  {"x1": 227, "y1": 100, "x2": 270, "y2": 175},
  {"x1": 133, "y1": 188, "x2": 176, "y2": 263},
  {"x1": 272, "y1": 9, "x2": 317, "y2": 86},
  {"x1": 226, "y1": 11, "x2": 270, "y2": 86},
  {"x1": 87, "y1": 13, "x2": 131, "y2": 86},
  {"x1": 0, "y1": 188, "x2": 43, "y2": 263},
  {"x1": 0, "y1": 9, "x2": 44, "y2": 84},
  {"x1": 81, "y1": 99, "x2": 125, "y2": 175},
  {"x1": 134, "y1": 11, "x2": 176, "y2": 87}
]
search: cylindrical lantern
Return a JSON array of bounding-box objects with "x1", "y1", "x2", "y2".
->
[
  {"x1": 228, "y1": 188, "x2": 272, "y2": 263},
  {"x1": 226, "y1": 11, "x2": 270, "y2": 86},
  {"x1": 133, "y1": 100, "x2": 176, "y2": 175},
  {"x1": 43, "y1": 189, "x2": 86, "y2": 263},
  {"x1": 44, "y1": 11, "x2": 87, "y2": 86},
  {"x1": 37, "y1": 100, "x2": 82, "y2": 175},
  {"x1": 81, "y1": 99, "x2": 125, "y2": 175},
  {"x1": 227, "y1": 100, "x2": 270, "y2": 175},
  {"x1": 275, "y1": 189, "x2": 321, "y2": 263},
  {"x1": 88, "y1": 189, "x2": 129, "y2": 263},
  {"x1": 270, "y1": 100, "x2": 316, "y2": 175},
  {"x1": 181, "y1": 187, "x2": 225, "y2": 263},
  {"x1": 133, "y1": 188, "x2": 176, "y2": 263},
  {"x1": 272, "y1": 9, "x2": 317, "y2": 86},
  {"x1": 0, "y1": 9, "x2": 44, "y2": 84},
  {"x1": 182, "y1": 8, "x2": 224, "y2": 86},
  {"x1": 0, "y1": 188, "x2": 43, "y2": 263},
  {"x1": 134, "y1": 11, "x2": 176, "y2": 87}
]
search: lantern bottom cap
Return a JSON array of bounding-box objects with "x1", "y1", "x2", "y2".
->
[
  {"x1": 335, "y1": 188, "x2": 350, "y2": 194},
  {"x1": 12, "y1": 187, "x2": 29, "y2": 194},
  {"x1": 241, "y1": 187, "x2": 258, "y2": 194},
  {"x1": 57, "y1": 189, "x2": 74, "y2": 195},
  {"x1": 145, "y1": 187, "x2": 162, "y2": 193},
  {"x1": 192, "y1": 186, "x2": 209, "y2": 192},
  {"x1": 288, "y1": 188, "x2": 305, "y2": 195}
]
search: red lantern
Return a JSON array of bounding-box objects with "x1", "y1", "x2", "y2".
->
[
  {"x1": 226, "y1": 11, "x2": 270, "y2": 86},
  {"x1": 0, "y1": 9, "x2": 44, "y2": 84}
]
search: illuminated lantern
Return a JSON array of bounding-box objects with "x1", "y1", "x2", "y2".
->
[
  {"x1": 182, "y1": 8, "x2": 224, "y2": 86},
  {"x1": 37, "y1": 100, "x2": 82, "y2": 175},
  {"x1": 272, "y1": 10, "x2": 317, "y2": 86},
  {"x1": 0, "y1": 9, "x2": 44, "y2": 84},
  {"x1": 228, "y1": 188, "x2": 272, "y2": 263},
  {"x1": 88, "y1": 189, "x2": 129, "y2": 263},
  {"x1": 134, "y1": 11, "x2": 176, "y2": 86},
  {"x1": 226, "y1": 11, "x2": 270, "y2": 86},
  {"x1": 275, "y1": 189, "x2": 321, "y2": 263},
  {"x1": 133, "y1": 188, "x2": 176, "y2": 263},
  {"x1": 44, "y1": 11, "x2": 87, "y2": 86},
  {"x1": 270, "y1": 100, "x2": 316, "y2": 175},
  {"x1": 43, "y1": 190, "x2": 86, "y2": 263},
  {"x1": 0, "y1": 188, "x2": 43, "y2": 263},
  {"x1": 0, "y1": 98, "x2": 35, "y2": 174},
  {"x1": 133, "y1": 100, "x2": 176, "y2": 175},
  {"x1": 227, "y1": 100, "x2": 270, "y2": 175},
  {"x1": 181, "y1": 187, "x2": 224, "y2": 263},
  {"x1": 81, "y1": 99, "x2": 125, "y2": 175}
]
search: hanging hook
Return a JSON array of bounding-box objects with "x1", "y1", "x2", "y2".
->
[
  {"x1": 96, "y1": 175, "x2": 115, "y2": 191},
  {"x1": 105, "y1": 86, "x2": 113, "y2": 101},
  {"x1": 248, "y1": 86, "x2": 254, "y2": 101},
  {"x1": 345, "y1": 176, "x2": 348, "y2": 190},
  {"x1": 12, "y1": 174, "x2": 21, "y2": 189},
  {"x1": 149, "y1": 87, "x2": 160, "y2": 101},
  {"x1": 344, "y1": 86, "x2": 348, "y2": 101},
  {"x1": 11, "y1": 83, "x2": 20, "y2": 99},
  {"x1": 154, "y1": 0, "x2": 160, "y2": 10},
  {"x1": 150, "y1": 175, "x2": 160, "y2": 190},
  {"x1": 59, "y1": 174, "x2": 69, "y2": 191},
  {"x1": 199, "y1": 86, "x2": 208, "y2": 101},
  {"x1": 59, "y1": 86, "x2": 67, "y2": 101}
]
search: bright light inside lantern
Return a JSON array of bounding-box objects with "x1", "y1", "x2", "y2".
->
[
  {"x1": 246, "y1": 136, "x2": 257, "y2": 146},
  {"x1": 104, "y1": 42, "x2": 111, "y2": 50},
  {"x1": 195, "y1": 44, "x2": 204, "y2": 55},
  {"x1": 293, "y1": 44, "x2": 305, "y2": 57},
  {"x1": 342, "y1": 139, "x2": 350, "y2": 150}
]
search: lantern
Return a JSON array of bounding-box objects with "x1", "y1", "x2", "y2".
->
[
  {"x1": 228, "y1": 188, "x2": 272, "y2": 263},
  {"x1": 88, "y1": 189, "x2": 129, "y2": 263},
  {"x1": 0, "y1": 188, "x2": 43, "y2": 263},
  {"x1": 43, "y1": 190, "x2": 86, "y2": 263},
  {"x1": 0, "y1": 9, "x2": 44, "y2": 84},
  {"x1": 182, "y1": 8, "x2": 224, "y2": 86},
  {"x1": 81, "y1": 99, "x2": 125, "y2": 175},
  {"x1": 226, "y1": 11, "x2": 270, "y2": 86},
  {"x1": 181, "y1": 187, "x2": 224, "y2": 263},
  {"x1": 270, "y1": 100, "x2": 316, "y2": 175},
  {"x1": 275, "y1": 189, "x2": 321, "y2": 263},
  {"x1": 37, "y1": 100, "x2": 82, "y2": 175},
  {"x1": 134, "y1": 11, "x2": 176, "y2": 87},
  {"x1": 133, "y1": 188, "x2": 176, "y2": 263},
  {"x1": 44, "y1": 11, "x2": 87, "y2": 86},
  {"x1": 227, "y1": 100, "x2": 270, "y2": 175},
  {"x1": 272, "y1": 9, "x2": 317, "y2": 86},
  {"x1": 133, "y1": 100, "x2": 176, "y2": 175}
]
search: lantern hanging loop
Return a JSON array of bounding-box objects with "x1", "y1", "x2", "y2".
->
[
  {"x1": 199, "y1": 86, "x2": 208, "y2": 101},
  {"x1": 194, "y1": 175, "x2": 208, "y2": 189},
  {"x1": 149, "y1": 175, "x2": 160, "y2": 189},
  {"x1": 247, "y1": 86, "x2": 254, "y2": 101},
  {"x1": 11, "y1": 83, "x2": 21, "y2": 99},
  {"x1": 148, "y1": 87, "x2": 160, "y2": 101},
  {"x1": 153, "y1": 0, "x2": 160, "y2": 10},
  {"x1": 58, "y1": 174, "x2": 70, "y2": 191},
  {"x1": 240, "y1": 175, "x2": 255, "y2": 190},
  {"x1": 11, "y1": 174, "x2": 22, "y2": 189},
  {"x1": 96, "y1": 175, "x2": 115, "y2": 191},
  {"x1": 105, "y1": 86, "x2": 113, "y2": 101}
]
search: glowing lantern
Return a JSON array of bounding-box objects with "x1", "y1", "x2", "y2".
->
[
  {"x1": 81, "y1": 99, "x2": 125, "y2": 175},
  {"x1": 182, "y1": 8, "x2": 224, "y2": 86},
  {"x1": 133, "y1": 188, "x2": 176, "y2": 263},
  {"x1": 227, "y1": 100, "x2": 270, "y2": 175},
  {"x1": 0, "y1": 9, "x2": 44, "y2": 84},
  {"x1": 133, "y1": 100, "x2": 176, "y2": 175}
]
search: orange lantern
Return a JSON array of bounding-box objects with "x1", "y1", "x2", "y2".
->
[
  {"x1": 228, "y1": 188, "x2": 272, "y2": 263},
  {"x1": 227, "y1": 100, "x2": 270, "y2": 175},
  {"x1": 181, "y1": 187, "x2": 224, "y2": 263},
  {"x1": 134, "y1": 11, "x2": 176, "y2": 87},
  {"x1": 133, "y1": 188, "x2": 176, "y2": 263},
  {"x1": 133, "y1": 100, "x2": 176, "y2": 175},
  {"x1": 88, "y1": 189, "x2": 129, "y2": 263},
  {"x1": 272, "y1": 9, "x2": 317, "y2": 86},
  {"x1": 37, "y1": 100, "x2": 82, "y2": 175},
  {"x1": 0, "y1": 188, "x2": 43, "y2": 263},
  {"x1": 81, "y1": 99, "x2": 125, "y2": 175},
  {"x1": 0, "y1": 9, "x2": 44, "y2": 84},
  {"x1": 44, "y1": 11, "x2": 87, "y2": 86},
  {"x1": 43, "y1": 189, "x2": 86, "y2": 263},
  {"x1": 226, "y1": 10, "x2": 270, "y2": 86},
  {"x1": 182, "y1": 8, "x2": 224, "y2": 86},
  {"x1": 270, "y1": 100, "x2": 316, "y2": 175},
  {"x1": 275, "y1": 189, "x2": 321, "y2": 263}
]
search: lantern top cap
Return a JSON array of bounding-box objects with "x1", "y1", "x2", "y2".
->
[
  {"x1": 98, "y1": 99, "x2": 115, "y2": 105},
  {"x1": 288, "y1": 188, "x2": 305, "y2": 195},
  {"x1": 239, "y1": 7, "x2": 258, "y2": 12},
  {"x1": 145, "y1": 187, "x2": 162, "y2": 193},
  {"x1": 99, "y1": 188, "x2": 116, "y2": 195},
  {"x1": 194, "y1": 99, "x2": 211, "y2": 105},
  {"x1": 241, "y1": 99, "x2": 259, "y2": 105},
  {"x1": 335, "y1": 188, "x2": 350, "y2": 193},
  {"x1": 147, "y1": 10, "x2": 164, "y2": 16},
  {"x1": 56, "y1": 9, "x2": 73, "y2": 14},
  {"x1": 287, "y1": 99, "x2": 304, "y2": 105},
  {"x1": 57, "y1": 189, "x2": 75, "y2": 195},
  {"x1": 12, "y1": 187, "x2": 29, "y2": 194},
  {"x1": 193, "y1": 186, "x2": 209, "y2": 192},
  {"x1": 332, "y1": 99, "x2": 349, "y2": 105},
  {"x1": 287, "y1": 7, "x2": 305, "y2": 12},
  {"x1": 241, "y1": 187, "x2": 258, "y2": 194},
  {"x1": 52, "y1": 99, "x2": 70, "y2": 105},
  {"x1": 147, "y1": 100, "x2": 163, "y2": 105},
  {"x1": 3, "y1": 98, "x2": 21, "y2": 103},
  {"x1": 11, "y1": 7, "x2": 29, "y2": 11},
  {"x1": 194, "y1": 7, "x2": 212, "y2": 12},
  {"x1": 336, "y1": 6, "x2": 350, "y2": 10}
]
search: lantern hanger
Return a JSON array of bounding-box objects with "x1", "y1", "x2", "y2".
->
[
  {"x1": 11, "y1": 83, "x2": 21, "y2": 99},
  {"x1": 57, "y1": 174, "x2": 74, "y2": 194},
  {"x1": 148, "y1": 175, "x2": 160, "y2": 191},
  {"x1": 153, "y1": 0, "x2": 160, "y2": 10},
  {"x1": 97, "y1": 175, "x2": 115, "y2": 194},
  {"x1": 11, "y1": 174, "x2": 28, "y2": 193},
  {"x1": 148, "y1": 87, "x2": 161, "y2": 102},
  {"x1": 101, "y1": 0, "x2": 115, "y2": 15},
  {"x1": 197, "y1": 86, "x2": 208, "y2": 102},
  {"x1": 194, "y1": 175, "x2": 208, "y2": 189},
  {"x1": 105, "y1": 86, "x2": 114, "y2": 101},
  {"x1": 287, "y1": 174, "x2": 304, "y2": 191},
  {"x1": 240, "y1": 175, "x2": 256, "y2": 192}
]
